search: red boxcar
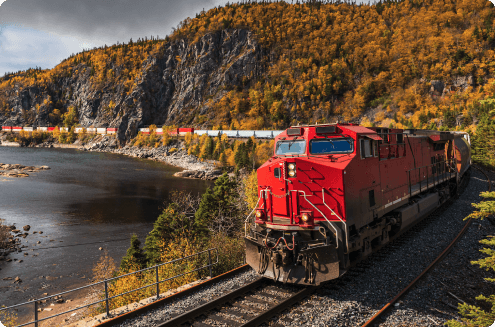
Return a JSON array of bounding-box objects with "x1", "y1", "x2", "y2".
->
[
  {"x1": 245, "y1": 124, "x2": 470, "y2": 285},
  {"x1": 178, "y1": 128, "x2": 194, "y2": 136}
]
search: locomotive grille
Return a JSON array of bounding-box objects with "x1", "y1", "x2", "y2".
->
[
  {"x1": 315, "y1": 126, "x2": 336, "y2": 134},
  {"x1": 287, "y1": 128, "x2": 303, "y2": 136}
]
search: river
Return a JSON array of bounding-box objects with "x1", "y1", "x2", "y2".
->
[{"x1": 0, "y1": 146, "x2": 212, "y2": 312}]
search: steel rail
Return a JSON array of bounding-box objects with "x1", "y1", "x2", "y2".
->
[
  {"x1": 361, "y1": 166, "x2": 491, "y2": 327},
  {"x1": 156, "y1": 278, "x2": 265, "y2": 327}
]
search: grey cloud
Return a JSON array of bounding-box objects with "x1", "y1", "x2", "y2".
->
[{"x1": 0, "y1": 0, "x2": 227, "y2": 45}]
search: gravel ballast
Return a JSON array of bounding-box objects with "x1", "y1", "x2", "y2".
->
[{"x1": 116, "y1": 270, "x2": 258, "y2": 327}]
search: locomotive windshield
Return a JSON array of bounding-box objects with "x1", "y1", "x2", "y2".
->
[
  {"x1": 310, "y1": 138, "x2": 354, "y2": 154},
  {"x1": 275, "y1": 140, "x2": 307, "y2": 155}
]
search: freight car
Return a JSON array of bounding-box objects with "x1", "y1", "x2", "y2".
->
[{"x1": 244, "y1": 124, "x2": 470, "y2": 285}]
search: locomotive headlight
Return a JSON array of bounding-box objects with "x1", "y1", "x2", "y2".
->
[
  {"x1": 287, "y1": 163, "x2": 296, "y2": 177},
  {"x1": 255, "y1": 209, "x2": 265, "y2": 219},
  {"x1": 301, "y1": 213, "x2": 310, "y2": 222}
]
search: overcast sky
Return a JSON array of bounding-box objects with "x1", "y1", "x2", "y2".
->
[
  {"x1": 4, "y1": 0, "x2": 488, "y2": 77},
  {"x1": 0, "y1": 0, "x2": 234, "y2": 76}
]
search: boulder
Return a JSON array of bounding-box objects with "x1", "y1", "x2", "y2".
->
[
  {"x1": 430, "y1": 80, "x2": 444, "y2": 94},
  {"x1": 13, "y1": 276, "x2": 21, "y2": 283},
  {"x1": 174, "y1": 170, "x2": 195, "y2": 178},
  {"x1": 22, "y1": 225, "x2": 31, "y2": 231}
]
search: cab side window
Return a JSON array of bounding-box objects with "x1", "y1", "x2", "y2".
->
[{"x1": 361, "y1": 139, "x2": 378, "y2": 159}]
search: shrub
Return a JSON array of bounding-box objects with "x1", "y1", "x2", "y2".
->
[{"x1": 0, "y1": 306, "x2": 18, "y2": 327}]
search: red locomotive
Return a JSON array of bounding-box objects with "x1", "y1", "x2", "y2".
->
[{"x1": 244, "y1": 124, "x2": 470, "y2": 285}]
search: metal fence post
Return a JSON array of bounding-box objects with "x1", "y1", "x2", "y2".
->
[
  {"x1": 208, "y1": 250, "x2": 213, "y2": 278},
  {"x1": 156, "y1": 266, "x2": 160, "y2": 300},
  {"x1": 104, "y1": 281, "x2": 110, "y2": 317},
  {"x1": 34, "y1": 301, "x2": 38, "y2": 327}
]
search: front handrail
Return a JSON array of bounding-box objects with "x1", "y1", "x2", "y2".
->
[
  {"x1": 321, "y1": 188, "x2": 348, "y2": 253},
  {"x1": 0, "y1": 248, "x2": 219, "y2": 327},
  {"x1": 295, "y1": 190, "x2": 340, "y2": 248},
  {"x1": 244, "y1": 189, "x2": 266, "y2": 238}
]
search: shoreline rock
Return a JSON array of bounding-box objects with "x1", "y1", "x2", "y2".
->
[
  {"x1": 84, "y1": 136, "x2": 225, "y2": 180},
  {"x1": 0, "y1": 163, "x2": 50, "y2": 178}
]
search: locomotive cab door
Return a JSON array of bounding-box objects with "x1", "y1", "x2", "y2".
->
[
  {"x1": 359, "y1": 137, "x2": 381, "y2": 226},
  {"x1": 269, "y1": 163, "x2": 290, "y2": 217}
]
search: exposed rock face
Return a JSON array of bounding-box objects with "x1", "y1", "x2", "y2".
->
[
  {"x1": 430, "y1": 80, "x2": 444, "y2": 94},
  {"x1": 0, "y1": 29, "x2": 263, "y2": 144},
  {"x1": 430, "y1": 76, "x2": 474, "y2": 96}
]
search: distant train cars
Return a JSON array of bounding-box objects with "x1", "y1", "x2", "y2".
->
[
  {"x1": 0, "y1": 126, "x2": 285, "y2": 139},
  {"x1": 0, "y1": 126, "x2": 191, "y2": 136}
]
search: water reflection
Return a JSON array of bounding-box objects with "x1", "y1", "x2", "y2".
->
[{"x1": 0, "y1": 146, "x2": 211, "y2": 309}]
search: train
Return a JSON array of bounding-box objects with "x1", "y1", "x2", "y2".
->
[
  {"x1": 244, "y1": 124, "x2": 471, "y2": 285},
  {"x1": 0, "y1": 126, "x2": 195, "y2": 136},
  {"x1": 0, "y1": 126, "x2": 284, "y2": 139}
]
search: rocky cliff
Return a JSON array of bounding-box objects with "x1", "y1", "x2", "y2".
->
[{"x1": 1, "y1": 29, "x2": 263, "y2": 143}]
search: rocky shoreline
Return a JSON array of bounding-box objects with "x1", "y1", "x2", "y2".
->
[
  {"x1": 84, "y1": 135, "x2": 225, "y2": 180},
  {"x1": 0, "y1": 134, "x2": 224, "y2": 180},
  {"x1": 0, "y1": 224, "x2": 40, "y2": 266}
]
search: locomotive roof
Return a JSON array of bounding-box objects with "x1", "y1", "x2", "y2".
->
[
  {"x1": 288, "y1": 124, "x2": 462, "y2": 138},
  {"x1": 288, "y1": 124, "x2": 378, "y2": 135}
]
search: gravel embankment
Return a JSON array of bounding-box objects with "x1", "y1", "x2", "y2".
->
[
  {"x1": 271, "y1": 168, "x2": 493, "y2": 327},
  {"x1": 116, "y1": 270, "x2": 259, "y2": 327}
]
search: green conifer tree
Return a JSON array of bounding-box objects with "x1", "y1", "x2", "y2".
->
[
  {"x1": 194, "y1": 173, "x2": 238, "y2": 235},
  {"x1": 447, "y1": 191, "x2": 495, "y2": 326},
  {"x1": 120, "y1": 234, "x2": 147, "y2": 272},
  {"x1": 144, "y1": 203, "x2": 193, "y2": 265}
]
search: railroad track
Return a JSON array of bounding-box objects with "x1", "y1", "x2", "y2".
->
[{"x1": 156, "y1": 278, "x2": 316, "y2": 327}]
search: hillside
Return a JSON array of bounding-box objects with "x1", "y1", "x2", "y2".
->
[{"x1": 0, "y1": 0, "x2": 495, "y2": 142}]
